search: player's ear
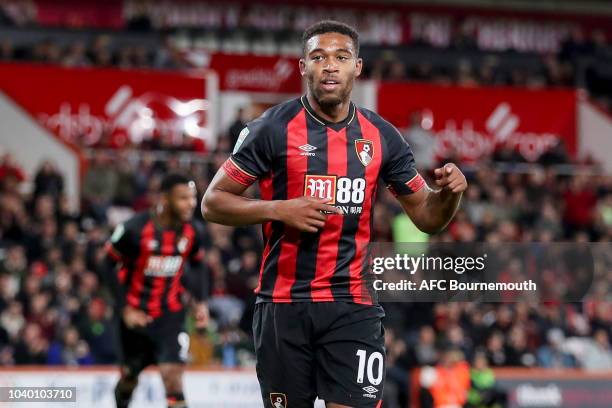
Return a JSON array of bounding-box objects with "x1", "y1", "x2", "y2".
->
[
  {"x1": 299, "y1": 58, "x2": 307, "y2": 76},
  {"x1": 160, "y1": 192, "x2": 170, "y2": 208},
  {"x1": 355, "y1": 57, "x2": 363, "y2": 77}
]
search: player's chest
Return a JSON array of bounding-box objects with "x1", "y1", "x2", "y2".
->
[
  {"x1": 278, "y1": 128, "x2": 383, "y2": 213},
  {"x1": 140, "y1": 230, "x2": 192, "y2": 277}
]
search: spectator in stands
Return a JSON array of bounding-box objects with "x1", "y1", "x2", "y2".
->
[
  {"x1": 565, "y1": 328, "x2": 612, "y2": 371},
  {"x1": 428, "y1": 345, "x2": 471, "y2": 408},
  {"x1": 383, "y1": 327, "x2": 411, "y2": 408},
  {"x1": 0, "y1": 300, "x2": 24, "y2": 344},
  {"x1": 485, "y1": 331, "x2": 507, "y2": 367},
  {"x1": 228, "y1": 107, "x2": 248, "y2": 149},
  {"x1": 537, "y1": 328, "x2": 577, "y2": 368},
  {"x1": 33, "y1": 160, "x2": 64, "y2": 201},
  {"x1": 75, "y1": 297, "x2": 118, "y2": 364},
  {"x1": 447, "y1": 324, "x2": 473, "y2": 362},
  {"x1": 13, "y1": 322, "x2": 48, "y2": 364},
  {"x1": 62, "y1": 40, "x2": 90, "y2": 67},
  {"x1": 407, "y1": 325, "x2": 438, "y2": 368},
  {"x1": 87, "y1": 35, "x2": 112, "y2": 66},
  {"x1": 82, "y1": 151, "x2": 118, "y2": 222},
  {"x1": 0, "y1": 244, "x2": 26, "y2": 285},
  {"x1": 506, "y1": 324, "x2": 536, "y2": 367},
  {"x1": 402, "y1": 111, "x2": 436, "y2": 169},
  {"x1": 466, "y1": 349, "x2": 507, "y2": 408},
  {"x1": 595, "y1": 193, "x2": 612, "y2": 234},
  {"x1": 47, "y1": 325, "x2": 94, "y2": 366},
  {"x1": 560, "y1": 27, "x2": 593, "y2": 63},
  {"x1": 113, "y1": 154, "x2": 137, "y2": 206},
  {"x1": 154, "y1": 36, "x2": 186, "y2": 69},
  {"x1": 563, "y1": 175, "x2": 598, "y2": 235}
]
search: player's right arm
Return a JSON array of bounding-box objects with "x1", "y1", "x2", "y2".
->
[{"x1": 201, "y1": 119, "x2": 339, "y2": 232}]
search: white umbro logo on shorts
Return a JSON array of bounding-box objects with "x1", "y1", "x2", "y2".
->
[
  {"x1": 299, "y1": 144, "x2": 317, "y2": 156},
  {"x1": 363, "y1": 385, "x2": 378, "y2": 394}
]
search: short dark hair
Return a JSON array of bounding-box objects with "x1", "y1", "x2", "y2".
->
[
  {"x1": 160, "y1": 173, "x2": 192, "y2": 193},
  {"x1": 302, "y1": 20, "x2": 359, "y2": 56}
]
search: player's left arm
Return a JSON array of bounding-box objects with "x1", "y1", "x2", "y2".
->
[
  {"x1": 396, "y1": 163, "x2": 467, "y2": 234},
  {"x1": 182, "y1": 222, "x2": 210, "y2": 329},
  {"x1": 380, "y1": 121, "x2": 467, "y2": 234}
]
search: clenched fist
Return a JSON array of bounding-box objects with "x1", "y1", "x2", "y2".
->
[{"x1": 433, "y1": 163, "x2": 467, "y2": 194}]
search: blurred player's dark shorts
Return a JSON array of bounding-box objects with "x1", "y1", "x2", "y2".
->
[
  {"x1": 254, "y1": 301, "x2": 386, "y2": 408},
  {"x1": 118, "y1": 309, "x2": 188, "y2": 378}
]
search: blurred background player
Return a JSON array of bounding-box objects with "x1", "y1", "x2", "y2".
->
[
  {"x1": 202, "y1": 20, "x2": 467, "y2": 407},
  {"x1": 103, "y1": 173, "x2": 209, "y2": 408}
]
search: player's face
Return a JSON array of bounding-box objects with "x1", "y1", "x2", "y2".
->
[
  {"x1": 168, "y1": 182, "x2": 197, "y2": 223},
  {"x1": 300, "y1": 32, "x2": 362, "y2": 107}
]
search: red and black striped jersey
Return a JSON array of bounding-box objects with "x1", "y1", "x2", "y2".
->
[
  {"x1": 105, "y1": 212, "x2": 207, "y2": 318},
  {"x1": 223, "y1": 96, "x2": 425, "y2": 305}
]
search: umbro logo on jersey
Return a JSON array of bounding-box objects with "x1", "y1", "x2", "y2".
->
[{"x1": 299, "y1": 143, "x2": 317, "y2": 156}]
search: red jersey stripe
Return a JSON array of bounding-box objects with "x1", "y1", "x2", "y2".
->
[
  {"x1": 273, "y1": 109, "x2": 307, "y2": 302},
  {"x1": 146, "y1": 230, "x2": 175, "y2": 318},
  {"x1": 167, "y1": 223, "x2": 195, "y2": 312},
  {"x1": 126, "y1": 221, "x2": 155, "y2": 308},
  {"x1": 311, "y1": 127, "x2": 347, "y2": 301},
  {"x1": 118, "y1": 266, "x2": 128, "y2": 284},
  {"x1": 349, "y1": 111, "x2": 383, "y2": 305},
  {"x1": 255, "y1": 172, "x2": 274, "y2": 294}
]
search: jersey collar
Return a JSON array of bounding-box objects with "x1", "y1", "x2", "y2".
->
[{"x1": 300, "y1": 95, "x2": 356, "y2": 131}]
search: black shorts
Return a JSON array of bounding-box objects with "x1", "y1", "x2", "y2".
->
[
  {"x1": 253, "y1": 302, "x2": 386, "y2": 408},
  {"x1": 118, "y1": 309, "x2": 188, "y2": 378}
]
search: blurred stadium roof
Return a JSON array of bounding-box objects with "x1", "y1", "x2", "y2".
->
[{"x1": 356, "y1": 0, "x2": 612, "y2": 15}]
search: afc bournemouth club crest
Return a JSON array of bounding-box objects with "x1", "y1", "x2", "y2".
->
[
  {"x1": 270, "y1": 393, "x2": 287, "y2": 408},
  {"x1": 355, "y1": 139, "x2": 373, "y2": 166}
]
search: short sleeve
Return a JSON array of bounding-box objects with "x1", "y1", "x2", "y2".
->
[
  {"x1": 106, "y1": 222, "x2": 136, "y2": 262},
  {"x1": 381, "y1": 125, "x2": 426, "y2": 196},
  {"x1": 225, "y1": 117, "x2": 275, "y2": 186}
]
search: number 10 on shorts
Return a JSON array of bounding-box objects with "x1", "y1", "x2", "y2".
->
[{"x1": 356, "y1": 349, "x2": 384, "y2": 385}]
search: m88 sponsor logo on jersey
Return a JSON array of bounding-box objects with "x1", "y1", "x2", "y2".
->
[
  {"x1": 304, "y1": 174, "x2": 366, "y2": 215},
  {"x1": 144, "y1": 256, "x2": 183, "y2": 277}
]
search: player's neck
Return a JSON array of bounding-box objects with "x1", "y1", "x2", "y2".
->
[
  {"x1": 154, "y1": 209, "x2": 180, "y2": 229},
  {"x1": 306, "y1": 92, "x2": 350, "y2": 123}
]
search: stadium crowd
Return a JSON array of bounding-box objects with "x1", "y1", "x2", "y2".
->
[
  {"x1": 1, "y1": 3, "x2": 612, "y2": 112},
  {"x1": 1, "y1": 30, "x2": 610, "y2": 92}
]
